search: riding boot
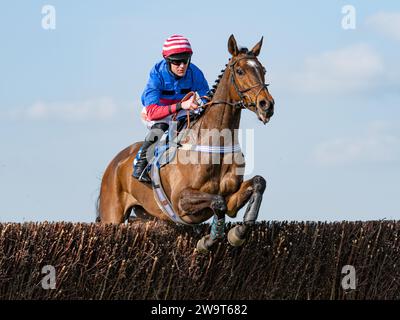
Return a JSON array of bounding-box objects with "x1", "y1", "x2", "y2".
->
[
  {"x1": 133, "y1": 122, "x2": 169, "y2": 183},
  {"x1": 133, "y1": 141, "x2": 152, "y2": 183}
]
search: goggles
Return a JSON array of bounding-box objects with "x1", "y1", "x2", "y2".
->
[{"x1": 168, "y1": 58, "x2": 190, "y2": 66}]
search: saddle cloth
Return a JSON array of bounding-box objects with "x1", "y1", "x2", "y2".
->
[{"x1": 133, "y1": 116, "x2": 191, "y2": 174}]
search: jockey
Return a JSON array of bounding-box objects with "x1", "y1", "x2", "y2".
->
[{"x1": 133, "y1": 35, "x2": 210, "y2": 182}]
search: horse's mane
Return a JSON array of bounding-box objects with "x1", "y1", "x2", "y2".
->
[
  {"x1": 188, "y1": 48, "x2": 251, "y2": 129},
  {"x1": 206, "y1": 47, "x2": 250, "y2": 100}
]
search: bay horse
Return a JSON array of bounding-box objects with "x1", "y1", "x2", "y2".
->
[{"x1": 97, "y1": 35, "x2": 275, "y2": 252}]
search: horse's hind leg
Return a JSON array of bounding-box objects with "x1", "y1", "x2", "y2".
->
[
  {"x1": 225, "y1": 175, "x2": 266, "y2": 246},
  {"x1": 98, "y1": 169, "x2": 127, "y2": 224},
  {"x1": 178, "y1": 189, "x2": 227, "y2": 253},
  {"x1": 98, "y1": 187, "x2": 125, "y2": 223}
]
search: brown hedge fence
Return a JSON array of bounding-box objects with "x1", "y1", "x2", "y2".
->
[{"x1": 0, "y1": 220, "x2": 399, "y2": 300}]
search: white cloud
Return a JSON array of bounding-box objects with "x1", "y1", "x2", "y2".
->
[
  {"x1": 9, "y1": 97, "x2": 118, "y2": 121},
  {"x1": 288, "y1": 44, "x2": 384, "y2": 94},
  {"x1": 313, "y1": 122, "x2": 400, "y2": 166},
  {"x1": 366, "y1": 12, "x2": 400, "y2": 41}
]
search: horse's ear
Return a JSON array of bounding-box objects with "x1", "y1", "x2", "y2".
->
[
  {"x1": 228, "y1": 34, "x2": 239, "y2": 57},
  {"x1": 250, "y1": 36, "x2": 263, "y2": 56}
]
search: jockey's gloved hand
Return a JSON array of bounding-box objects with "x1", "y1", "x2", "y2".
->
[
  {"x1": 180, "y1": 92, "x2": 198, "y2": 110},
  {"x1": 181, "y1": 97, "x2": 197, "y2": 110}
]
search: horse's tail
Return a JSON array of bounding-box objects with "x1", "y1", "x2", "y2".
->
[{"x1": 95, "y1": 194, "x2": 101, "y2": 222}]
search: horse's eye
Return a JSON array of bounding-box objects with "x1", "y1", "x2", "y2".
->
[
  {"x1": 236, "y1": 68, "x2": 244, "y2": 75},
  {"x1": 262, "y1": 67, "x2": 266, "y2": 74}
]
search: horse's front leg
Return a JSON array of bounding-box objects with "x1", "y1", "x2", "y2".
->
[
  {"x1": 178, "y1": 188, "x2": 227, "y2": 253},
  {"x1": 225, "y1": 175, "x2": 266, "y2": 246}
]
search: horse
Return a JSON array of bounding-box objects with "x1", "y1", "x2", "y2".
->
[{"x1": 97, "y1": 35, "x2": 275, "y2": 252}]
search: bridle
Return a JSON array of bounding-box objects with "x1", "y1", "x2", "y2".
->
[{"x1": 205, "y1": 55, "x2": 270, "y2": 110}]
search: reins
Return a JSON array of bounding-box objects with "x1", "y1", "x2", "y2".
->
[{"x1": 184, "y1": 55, "x2": 269, "y2": 127}]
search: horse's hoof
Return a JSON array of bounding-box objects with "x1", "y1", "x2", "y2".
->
[
  {"x1": 196, "y1": 235, "x2": 211, "y2": 253},
  {"x1": 227, "y1": 226, "x2": 246, "y2": 247}
]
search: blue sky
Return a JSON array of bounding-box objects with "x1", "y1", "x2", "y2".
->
[{"x1": 0, "y1": 1, "x2": 399, "y2": 222}]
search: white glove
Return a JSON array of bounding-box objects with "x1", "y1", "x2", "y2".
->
[{"x1": 181, "y1": 96, "x2": 197, "y2": 110}]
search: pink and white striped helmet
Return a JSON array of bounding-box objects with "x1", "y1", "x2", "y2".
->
[{"x1": 162, "y1": 35, "x2": 193, "y2": 58}]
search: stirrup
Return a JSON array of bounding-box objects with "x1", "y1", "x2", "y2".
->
[
  {"x1": 133, "y1": 163, "x2": 151, "y2": 183},
  {"x1": 138, "y1": 170, "x2": 151, "y2": 183}
]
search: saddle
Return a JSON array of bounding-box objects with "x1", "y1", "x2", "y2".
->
[
  {"x1": 133, "y1": 109, "x2": 202, "y2": 174},
  {"x1": 134, "y1": 91, "x2": 205, "y2": 180}
]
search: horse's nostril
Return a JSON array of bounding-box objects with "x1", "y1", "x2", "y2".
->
[{"x1": 259, "y1": 100, "x2": 267, "y2": 108}]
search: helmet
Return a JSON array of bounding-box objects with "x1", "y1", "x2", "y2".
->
[{"x1": 162, "y1": 35, "x2": 193, "y2": 59}]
